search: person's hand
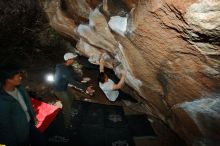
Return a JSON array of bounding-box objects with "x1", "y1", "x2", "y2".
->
[
  {"x1": 86, "y1": 86, "x2": 95, "y2": 95},
  {"x1": 81, "y1": 80, "x2": 87, "y2": 83},
  {"x1": 81, "y1": 77, "x2": 91, "y2": 83},
  {"x1": 99, "y1": 53, "x2": 105, "y2": 63},
  {"x1": 101, "y1": 52, "x2": 106, "y2": 58},
  {"x1": 120, "y1": 70, "x2": 127, "y2": 76},
  {"x1": 100, "y1": 57, "x2": 104, "y2": 63}
]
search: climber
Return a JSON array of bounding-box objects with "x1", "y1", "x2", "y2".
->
[{"x1": 98, "y1": 53, "x2": 138, "y2": 103}]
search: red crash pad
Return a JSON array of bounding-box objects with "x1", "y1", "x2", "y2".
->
[{"x1": 31, "y1": 98, "x2": 61, "y2": 133}]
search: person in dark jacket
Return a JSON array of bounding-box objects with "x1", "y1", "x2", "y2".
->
[
  {"x1": 0, "y1": 64, "x2": 46, "y2": 146},
  {"x1": 54, "y1": 52, "x2": 94, "y2": 128}
]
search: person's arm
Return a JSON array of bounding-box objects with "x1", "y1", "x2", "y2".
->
[
  {"x1": 68, "y1": 77, "x2": 86, "y2": 91},
  {"x1": 0, "y1": 100, "x2": 17, "y2": 146},
  {"x1": 66, "y1": 67, "x2": 95, "y2": 94},
  {"x1": 99, "y1": 56, "x2": 104, "y2": 73},
  {"x1": 19, "y1": 86, "x2": 37, "y2": 125},
  {"x1": 58, "y1": 65, "x2": 85, "y2": 91},
  {"x1": 112, "y1": 70, "x2": 126, "y2": 90}
]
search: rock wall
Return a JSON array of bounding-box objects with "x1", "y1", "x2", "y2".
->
[
  {"x1": 39, "y1": 0, "x2": 220, "y2": 145},
  {"x1": 0, "y1": 0, "x2": 37, "y2": 46}
]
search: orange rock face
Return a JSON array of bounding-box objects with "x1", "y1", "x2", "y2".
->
[{"x1": 39, "y1": 0, "x2": 220, "y2": 145}]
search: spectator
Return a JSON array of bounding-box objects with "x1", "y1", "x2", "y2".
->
[
  {"x1": 54, "y1": 52, "x2": 94, "y2": 128},
  {"x1": 0, "y1": 64, "x2": 46, "y2": 146}
]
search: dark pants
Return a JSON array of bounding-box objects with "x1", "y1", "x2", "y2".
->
[
  {"x1": 29, "y1": 124, "x2": 47, "y2": 146},
  {"x1": 117, "y1": 90, "x2": 138, "y2": 103},
  {"x1": 54, "y1": 88, "x2": 76, "y2": 127},
  {"x1": 19, "y1": 124, "x2": 46, "y2": 146}
]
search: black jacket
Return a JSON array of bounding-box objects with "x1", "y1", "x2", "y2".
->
[
  {"x1": 54, "y1": 64, "x2": 86, "y2": 91},
  {"x1": 0, "y1": 85, "x2": 36, "y2": 146}
]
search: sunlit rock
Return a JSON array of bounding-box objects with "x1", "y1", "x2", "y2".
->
[
  {"x1": 76, "y1": 8, "x2": 118, "y2": 53},
  {"x1": 76, "y1": 38, "x2": 101, "y2": 58},
  {"x1": 108, "y1": 16, "x2": 128, "y2": 36},
  {"x1": 76, "y1": 38, "x2": 114, "y2": 69}
]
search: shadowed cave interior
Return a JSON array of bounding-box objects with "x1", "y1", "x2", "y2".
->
[{"x1": 1, "y1": 0, "x2": 220, "y2": 146}]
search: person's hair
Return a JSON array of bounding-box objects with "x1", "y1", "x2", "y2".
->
[
  {"x1": 98, "y1": 72, "x2": 107, "y2": 83},
  {"x1": 0, "y1": 64, "x2": 21, "y2": 85}
]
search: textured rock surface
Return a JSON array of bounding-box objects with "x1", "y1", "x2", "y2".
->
[{"x1": 39, "y1": 0, "x2": 220, "y2": 145}]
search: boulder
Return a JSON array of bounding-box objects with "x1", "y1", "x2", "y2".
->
[{"x1": 39, "y1": 0, "x2": 220, "y2": 145}]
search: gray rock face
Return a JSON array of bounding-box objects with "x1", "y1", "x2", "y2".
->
[
  {"x1": 39, "y1": 0, "x2": 220, "y2": 145},
  {"x1": 186, "y1": 0, "x2": 220, "y2": 41},
  {"x1": 175, "y1": 94, "x2": 220, "y2": 144}
]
